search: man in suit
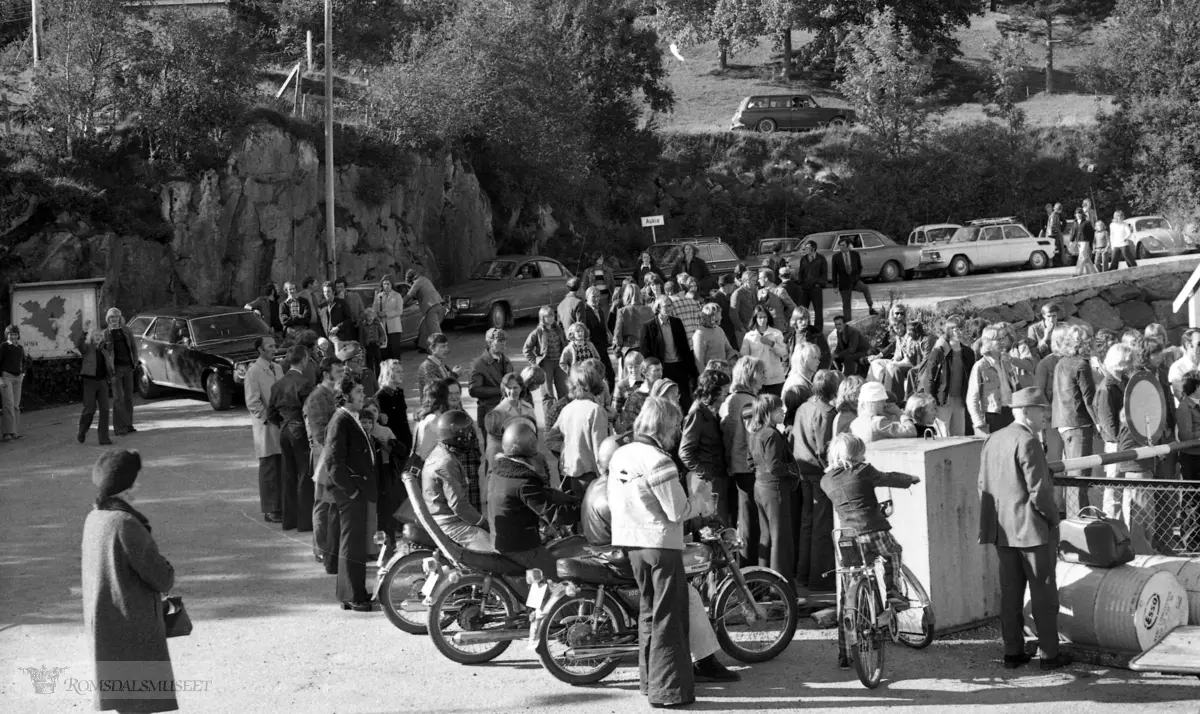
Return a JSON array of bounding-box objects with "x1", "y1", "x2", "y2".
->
[
  {"x1": 712, "y1": 274, "x2": 738, "y2": 348},
  {"x1": 268, "y1": 345, "x2": 315, "y2": 532},
  {"x1": 583, "y1": 286, "x2": 616, "y2": 389},
  {"x1": 978, "y1": 387, "x2": 1071, "y2": 671},
  {"x1": 830, "y1": 316, "x2": 868, "y2": 377},
  {"x1": 318, "y1": 281, "x2": 357, "y2": 343},
  {"x1": 796, "y1": 240, "x2": 827, "y2": 331},
  {"x1": 640, "y1": 297, "x2": 697, "y2": 412},
  {"x1": 831, "y1": 237, "x2": 877, "y2": 322},
  {"x1": 557, "y1": 277, "x2": 585, "y2": 331},
  {"x1": 323, "y1": 378, "x2": 378, "y2": 610}
]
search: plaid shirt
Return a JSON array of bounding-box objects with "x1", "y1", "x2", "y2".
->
[
  {"x1": 560, "y1": 340, "x2": 600, "y2": 373},
  {"x1": 670, "y1": 295, "x2": 703, "y2": 340},
  {"x1": 417, "y1": 356, "x2": 458, "y2": 397},
  {"x1": 447, "y1": 434, "x2": 483, "y2": 511}
]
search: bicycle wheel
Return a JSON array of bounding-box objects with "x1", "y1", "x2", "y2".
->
[
  {"x1": 713, "y1": 568, "x2": 798, "y2": 663},
  {"x1": 378, "y1": 550, "x2": 433, "y2": 634},
  {"x1": 895, "y1": 564, "x2": 936, "y2": 649},
  {"x1": 427, "y1": 575, "x2": 518, "y2": 664},
  {"x1": 844, "y1": 577, "x2": 884, "y2": 689},
  {"x1": 536, "y1": 589, "x2": 631, "y2": 685}
]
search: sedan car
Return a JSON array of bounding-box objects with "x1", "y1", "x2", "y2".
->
[
  {"x1": 126, "y1": 307, "x2": 281, "y2": 411},
  {"x1": 917, "y1": 218, "x2": 1057, "y2": 277},
  {"x1": 730, "y1": 95, "x2": 856, "y2": 133},
  {"x1": 788, "y1": 229, "x2": 923, "y2": 283},
  {"x1": 749, "y1": 238, "x2": 805, "y2": 266},
  {"x1": 444, "y1": 256, "x2": 574, "y2": 329}
]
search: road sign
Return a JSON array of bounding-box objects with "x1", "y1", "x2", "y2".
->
[
  {"x1": 1125, "y1": 370, "x2": 1167, "y2": 447},
  {"x1": 640, "y1": 215, "x2": 664, "y2": 228}
]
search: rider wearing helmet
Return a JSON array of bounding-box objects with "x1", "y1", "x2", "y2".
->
[
  {"x1": 421, "y1": 410, "x2": 493, "y2": 552},
  {"x1": 581, "y1": 434, "x2": 740, "y2": 683},
  {"x1": 487, "y1": 420, "x2": 579, "y2": 573}
]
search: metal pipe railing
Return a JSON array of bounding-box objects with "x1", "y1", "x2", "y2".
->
[{"x1": 1047, "y1": 438, "x2": 1200, "y2": 474}]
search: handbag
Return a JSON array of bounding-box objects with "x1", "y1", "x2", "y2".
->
[
  {"x1": 162, "y1": 595, "x2": 193, "y2": 638},
  {"x1": 1058, "y1": 506, "x2": 1134, "y2": 567}
]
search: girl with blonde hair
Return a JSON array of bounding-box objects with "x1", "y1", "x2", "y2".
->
[{"x1": 76, "y1": 327, "x2": 113, "y2": 445}]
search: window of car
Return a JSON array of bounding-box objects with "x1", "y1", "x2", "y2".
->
[
  {"x1": 470, "y1": 260, "x2": 518, "y2": 280},
  {"x1": 803, "y1": 234, "x2": 834, "y2": 250},
  {"x1": 1136, "y1": 217, "x2": 1170, "y2": 232},
  {"x1": 1003, "y1": 225, "x2": 1032, "y2": 240},
  {"x1": 126, "y1": 316, "x2": 152, "y2": 336},
  {"x1": 171, "y1": 319, "x2": 191, "y2": 344},
  {"x1": 539, "y1": 261, "x2": 564, "y2": 278},
  {"x1": 701, "y1": 243, "x2": 737, "y2": 263},
  {"x1": 836, "y1": 234, "x2": 863, "y2": 249},
  {"x1": 859, "y1": 233, "x2": 884, "y2": 248},
  {"x1": 148, "y1": 317, "x2": 174, "y2": 343},
  {"x1": 981, "y1": 227, "x2": 1004, "y2": 241},
  {"x1": 927, "y1": 226, "x2": 958, "y2": 242},
  {"x1": 768, "y1": 97, "x2": 790, "y2": 109},
  {"x1": 190, "y1": 312, "x2": 270, "y2": 344},
  {"x1": 515, "y1": 262, "x2": 542, "y2": 280}
]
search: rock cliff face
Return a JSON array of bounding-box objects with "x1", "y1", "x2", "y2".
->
[{"x1": 5, "y1": 121, "x2": 495, "y2": 313}]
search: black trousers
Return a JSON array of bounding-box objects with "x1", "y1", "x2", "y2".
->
[
  {"x1": 628, "y1": 547, "x2": 694, "y2": 707},
  {"x1": 333, "y1": 495, "x2": 370, "y2": 604},
  {"x1": 796, "y1": 479, "x2": 836, "y2": 591},
  {"x1": 1108, "y1": 244, "x2": 1138, "y2": 271},
  {"x1": 386, "y1": 333, "x2": 404, "y2": 361},
  {"x1": 662, "y1": 360, "x2": 693, "y2": 413},
  {"x1": 280, "y1": 424, "x2": 313, "y2": 531},
  {"x1": 996, "y1": 542, "x2": 1059, "y2": 658},
  {"x1": 754, "y1": 482, "x2": 795, "y2": 581},
  {"x1": 79, "y1": 377, "x2": 110, "y2": 443},
  {"x1": 734, "y1": 472, "x2": 760, "y2": 565},
  {"x1": 799, "y1": 287, "x2": 824, "y2": 331},
  {"x1": 839, "y1": 281, "x2": 873, "y2": 321},
  {"x1": 258, "y1": 454, "x2": 282, "y2": 515}
]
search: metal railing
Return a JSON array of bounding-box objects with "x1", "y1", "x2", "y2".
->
[{"x1": 1053, "y1": 475, "x2": 1200, "y2": 557}]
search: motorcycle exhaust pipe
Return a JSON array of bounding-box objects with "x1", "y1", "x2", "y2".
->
[
  {"x1": 451, "y1": 629, "x2": 529, "y2": 645},
  {"x1": 562, "y1": 645, "x2": 637, "y2": 661}
]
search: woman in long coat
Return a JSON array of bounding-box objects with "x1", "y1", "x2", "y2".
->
[
  {"x1": 82, "y1": 449, "x2": 178, "y2": 713},
  {"x1": 373, "y1": 275, "x2": 406, "y2": 362}
]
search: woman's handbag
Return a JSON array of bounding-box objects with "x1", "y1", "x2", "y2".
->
[
  {"x1": 162, "y1": 595, "x2": 193, "y2": 638},
  {"x1": 1058, "y1": 506, "x2": 1135, "y2": 567}
]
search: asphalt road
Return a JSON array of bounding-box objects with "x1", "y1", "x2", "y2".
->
[{"x1": 3, "y1": 260, "x2": 1199, "y2": 713}]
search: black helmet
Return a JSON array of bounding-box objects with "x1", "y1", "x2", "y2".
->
[
  {"x1": 436, "y1": 410, "x2": 476, "y2": 450},
  {"x1": 501, "y1": 419, "x2": 538, "y2": 458}
]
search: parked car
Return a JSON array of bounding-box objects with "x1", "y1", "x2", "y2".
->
[
  {"x1": 749, "y1": 237, "x2": 805, "y2": 266},
  {"x1": 730, "y1": 95, "x2": 856, "y2": 133},
  {"x1": 1126, "y1": 215, "x2": 1189, "y2": 258},
  {"x1": 344, "y1": 280, "x2": 424, "y2": 347},
  {"x1": 615, "y1": 237, "x2": 740, "y2": 294},
  {"x1": 126, "y1": 307, "x2": 283, "y2": 411},
  {"x1": 444, "y1": 255, "x2": 574, "y2": 329},
  {"x1": 905, "y1": 224, "x2": 961, "y2": 246},
  {"x1": 917, "y1": 217, "x2": 1057, "y2": 277},
  {"x1": 788, "y1": 229, "x2": 923, "y2": 283}
]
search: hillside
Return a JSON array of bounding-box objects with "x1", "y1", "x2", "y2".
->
[{"x1": 656, "y1": 11, "x2": 1114, "y2": 133}]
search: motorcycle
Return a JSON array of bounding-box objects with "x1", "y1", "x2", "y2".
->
[
  {"x1": 526, "y1": 521, "x2": 799, "y2": 685},
  {"x1": 374, "y1": 516, "x2": 436, "y2": 635},
  {"x1": 398, "y1": 468, "x2": 588, "y2": 665}
]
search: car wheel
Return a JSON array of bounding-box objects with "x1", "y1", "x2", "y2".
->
[
  {"x1": 828, "y1": 117, "x2": 847, "y2": 129},
  {"x1": 488, "y1": 303, "x2": 510, "y2": 330},
  {"x1": 1136, "y1": 242, "x2": 1149, "y2": 260},
  {"x1": 756, "y1": 118, "x2": 777, "y2": 133},
  {"x1": 948, "y1": 255, "x2": 970, "y2": 278},
  {"x1": 879, "y1": 261, "x2": 902, "y2": 283},
  {"x1": 1028, "y1": 251, "x2": 1049, "y2": 270},
  {"x1": 137, "y1": 365, "x2": 164, "y2": 399},
  {"x1": 206, "y1": 373, "x2": 233, "y2": 411}
]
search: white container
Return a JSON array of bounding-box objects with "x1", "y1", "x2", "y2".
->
[
  {"x1": 1131, "y1": 555, "x2": 1200, "y2": 625},
  {"x1": 1024, "y1": 561, "x2": 1188, "y2": 652}
]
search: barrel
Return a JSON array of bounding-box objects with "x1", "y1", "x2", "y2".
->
[
  {"x1": 1130, "y1": 555, "x2": 1200, "y2": 625},
  {"x1": 1024, "y1": 561, "x2": 1187, "y2": 652}
]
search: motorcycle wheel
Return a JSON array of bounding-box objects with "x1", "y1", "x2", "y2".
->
[
  {"x1": 712, "y1": 568, "x2": 798, "y2": 663},
  {"x1": 536, "y1": 589, "x2": 630, "y2": 685},
  {"x1": 427, "y1": 574, "x2": 518, "y2": 665},
  {"x1": 378, "y1": 549, "x2": 433, "y2": 634}
]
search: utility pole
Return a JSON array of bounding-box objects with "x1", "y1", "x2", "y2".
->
[
  {"x1": 324, "y1": 0, "x2": 336, "y2": 280},
  {"x1": 31, "y1": 0, "x2": 40, "y2": 65}
]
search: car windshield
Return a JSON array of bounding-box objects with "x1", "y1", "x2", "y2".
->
[
  {"x1": 190, "y1": 312, "x2": 270, "y2": 343},
  {"x1": 926, "y1": 227, "x2": 957, "y2": 242},
  {"x1": 949, "y1": 227, "x2": 982, "y2": 243},
  {"x1": 647, "y1": 245, "x2": 683, "y2": 266},
  {"x1": 1136, "y1": 217, "x2": 1170, "y2": 232},
  {"x1": 470, "y1": 260, "x2": 517, "y2": 280}
]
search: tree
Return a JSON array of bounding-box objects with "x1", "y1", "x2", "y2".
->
[
  {"x1": 997, "y1": 0, "x2": 1115, "y2": 94},
  {"x1": 836, "y1": 9, "x2": 938, "y2": 158},
  {"x1": 979, "y1": 32, "x2": 1032, "y2": 132},
  {"x1": 270, "y1": 0, "x2": 458, "y2": 65},
  {"x1": 653, "y1": 0, "x2": 764, "y2": 71},
  {"x1": 792, "y1": 0, "x2": 982, "y2": 68}
]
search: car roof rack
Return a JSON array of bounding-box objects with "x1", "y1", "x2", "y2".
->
[{"x1": 967, "y1": 217, "x2": 1018, "y2": 226}]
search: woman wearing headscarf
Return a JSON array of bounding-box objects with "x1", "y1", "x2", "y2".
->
[
  {"x1": 82, "y1": 449, "x2": 178, "y2": 713},
  {"x1": 608, "y1": 397, "x2": 716, "y2": 708},
  {"x1": 373, "y1": 275, "x2": 405, "y2": 361}
]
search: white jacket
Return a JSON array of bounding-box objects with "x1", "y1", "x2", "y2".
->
[
  {"x1": 741, "y1": 327, "x2": 789, "y2": 385},
  {"x1": 607, "y1": 439, "x2": 707, "y2": 551}
]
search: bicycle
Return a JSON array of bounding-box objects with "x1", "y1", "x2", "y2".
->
[{"x1": 833, "y1": 527, "x2": 936, "y2": 689}]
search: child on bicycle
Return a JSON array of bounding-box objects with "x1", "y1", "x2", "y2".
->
[{"x1": 822, "y1": 432, "x2": 920, "y2": 609}]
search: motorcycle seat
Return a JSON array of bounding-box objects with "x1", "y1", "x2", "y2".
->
[
  {"x1": 401, "y1": 523, "x2": 437, "y2": 550},
  {"x1": 459, "y1": 549, "x2": 527, "y2": 576},
  {"x1": 556, "y1": 552, "x2": 636, "y2": 586}
]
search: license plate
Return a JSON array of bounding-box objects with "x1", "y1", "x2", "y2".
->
[
  {"x1": 421, "y1": 571, "x2": 441, "y2": 602},
  {"x1": 526, "y1": 581, "x2": 549, "y2": 610}
]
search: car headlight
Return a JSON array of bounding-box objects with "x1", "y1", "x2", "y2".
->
[
  {"x1": 233, "y1": 361, "x2": 250, "y2": 382},
  {"x1": 1147, "y1": 237, "x2": 1164, "y2": 251},
  {"x1": 455, "y1": 298, "x2": 471, "y2": 310},
  {"x1": 921, "y1": 251, "x2": 940, "y2": 262}
]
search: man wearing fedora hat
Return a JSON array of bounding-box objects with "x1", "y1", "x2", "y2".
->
[{"x1": 978, "y1": 386, "x2": 1071, "y2": 671}]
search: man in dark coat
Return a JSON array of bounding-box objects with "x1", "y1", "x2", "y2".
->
[
  {"x1": 583, "y1": 286, "x2": 616, "y2": 389},
  {"x1": 318, "y1": 281, "x2": 357, "y2": 343},
  {"x1": 673, "y1": 243, "x2": 713, "y2": 293},
  {"x1": 917, "y1": 316, "x2": 976, "y2": 437},
  {"x1": 831, "y1": 238, "x2": 877, "y2": 321},
  {"x1": 323, "y1": 379, "x2": 378, "y2": 609},
  {"x1": 977, "y1": 387, "x2": 1070, "y2": 671},
  {"x1": 711, "y1": 274, "x2": 739, "y2": 357},
  {"x1": 796, "y1": 240, "x2": 828, "y2": 331},
  {"x1": 830, "y1": 316, "x2": 868, "y2": 376},
  {"x1": 468, "y1": 328, "x2": 514, "y2": 442},
  {"x1": 640, "y1": 297, "x2": 698, "y2": 412},
  {"x1": 557, "y1": 277, "x2": 585, "y2": 331},
  {"x1": 268, "y1": 345, "x2": 315, "y2": 532}
]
